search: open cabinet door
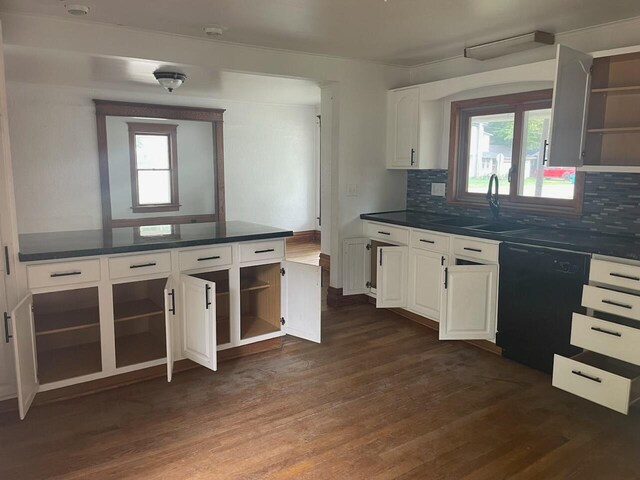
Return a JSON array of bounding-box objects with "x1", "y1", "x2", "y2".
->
[
  {"x1": 11, "y1": 294, "x2": 38, "y2": 419},
  {"x1": 282, "y1": 260, "x2": 321, "y2": 343},
  {"x1": 376, "y1": 245, "x2": 408, "y2": 308},
  {"x1": 548, "y1": 44, "x2": 593, "y2": 167},
  {"x1": 164, "y1": 276, "x2": 176, "y2": 382},
  {"x1": 179, "y1": 274, "x2": 217, "y2": 371},
  {"x1": 440, "y1": 265, "x2": 498, "y2": 340},
  {"x1": 342, "y1": 238, "x2": 370, "y2": 295}
]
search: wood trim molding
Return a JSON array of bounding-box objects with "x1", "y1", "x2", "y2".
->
[
  {"x1": 94, "y1": 99, "x2": 225, "y2": 230},
  {"x1": 0, "y1": 338, "x2": 282, "y2": 414},
  {"x1": 327, "y1": 286, "x2": 368, "y2": 307},
  {"x1": 390, "y1": 308, "x2": 502, "y2": 356},
  {"x1": 111, "y1": 214, "x2": 215, "y2": 228},
  {"x1": 286, "y1": 230, "x2": 321, "y2": 244}
]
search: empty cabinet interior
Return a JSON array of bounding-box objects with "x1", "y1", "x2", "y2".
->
[
  {"x1": 239, "y1": 263, "x2": 281, "y2": 339},
  {"x1": 190, "y1": 270, "x2": 231, "y2": 345}
]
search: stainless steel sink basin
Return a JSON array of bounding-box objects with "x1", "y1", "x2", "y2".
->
[{"x1": 465, "y1": 223, "x2": 528, "y2": 233}]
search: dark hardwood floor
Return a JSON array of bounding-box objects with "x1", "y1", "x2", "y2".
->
[{"x1": 1, "y1": 301, "x2": 640, "y2": 479}]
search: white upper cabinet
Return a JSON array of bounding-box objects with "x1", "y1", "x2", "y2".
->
[
  {"x1": 439, "y1": 264, "x2": 498, "y2": 341},
  {"x1": 11, "y1": 294, "x2": 38, "y2": 420},
  {"x1": 387, "y1": 88, "x2": 420, "y2": 168},
  {"x1": 179, "y1": 274, "x2": 217, "y2": 371},
  {"x1": 376, "y1": 245, "x2": 408, "y2": 308},
  {"x1": 281, "y1": 260, "x2": 322, "y2": 343},
  {"x1": 547, "y1": 44, "x2": 593, "y2": 167}
]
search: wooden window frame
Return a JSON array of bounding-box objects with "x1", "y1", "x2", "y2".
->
[
  {"x1": 94, "y1": 100, "x2": 226, "y2": 230},
  {"x1": 128, "y1": 122, "x2": 180, "y2": 213},
  {"x1": 447, "y1": 89, "x2": 584, "y2": 216}
]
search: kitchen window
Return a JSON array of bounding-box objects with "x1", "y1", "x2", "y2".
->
[
  {"x1": 128, "y1": 122, "x2": 180, "y2": 213},
  {"x1": 447, "y1": 90, "x2": 584, "y2": 215}
]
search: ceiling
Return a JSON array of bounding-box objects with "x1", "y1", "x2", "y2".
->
[
  {"x1": 2, "y1": 0, "x2": 640, "y2": 65},
  {"x1": 4, "y1": 45, "x2": 321, "y2": 106}
]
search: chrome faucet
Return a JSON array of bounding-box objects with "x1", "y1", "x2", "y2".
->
[{"x1": 486, "y1": 174, "x2": 500, "y2": 221}]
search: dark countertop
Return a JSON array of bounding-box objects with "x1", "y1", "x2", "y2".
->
[
  {"x1": 361, "y1": 211, "x2": 640, "y2": 261},
  {"x1": 19, "y1": 221, "x2": 293, "y2": 262}
]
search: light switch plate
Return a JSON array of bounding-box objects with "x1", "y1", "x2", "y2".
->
[
  {"x1": 346, "y1": 183, "x2": 358, "y2": 197},
  {"x1": 431, "y1": 183, "x2": 446, "y2": 197}
]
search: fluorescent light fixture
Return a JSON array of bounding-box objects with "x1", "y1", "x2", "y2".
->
[{"x1": 464, "y1": 31, "x2": 555, "y2": 61}]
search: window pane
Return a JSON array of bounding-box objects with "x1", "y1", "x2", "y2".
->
[
  {"x1": 138, "y1": 170, "x2": 171, "y2": 205},
  {"x1": 466, "y1": 113, "x2": 514, "y2": 195},
  {"x1": 135, "y1": 134, "x2": 170, "y2": 169},
  {"x1": 139, "y1": 225, "x2": 173, "y2": 237},
  {"x1": 518, "y1": 108, "x2": 575, "y2": 200}
]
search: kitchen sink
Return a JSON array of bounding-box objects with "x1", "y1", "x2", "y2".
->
[
  {"x1": 465, "y1": 223, "x2": 529, "y2": 233},
  {"x1": 431, "y1": 217, "x2": 486, "y2": 228}
]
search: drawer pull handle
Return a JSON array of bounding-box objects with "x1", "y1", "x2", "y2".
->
[
  {"x1": 609, "y1": 272, "x2": 640, "y2": 281},
  {"x1": 463, "y1": 247, "x2": 482, "y2": 253},
  {"x1": 602, "y1": 299, "x2": 632, "y2": 310},
  {"x1": 377, "y1": 231, "x2": 391, "y2": 236},
  {"x1": 255, "y1": 249, "x2": 275, "y2": 254},
  {"x1": 197, "y1": 256, "x2": 221, "y2": 262},
  {"x1": 571, "y1": 370, "x2": 602, "y2": 383},
  {"x1": 420, "y1": 239, "x2": 435, "y2": 244},
  {"x1": 591, "y1": 326, "x2": 622, "y2": 337},
  {"x1": 50, "y1": 271, "x2": 81, "y2": 278},
  {"x1": 130, "y1": 262, "x2": 157, "y2": 269}
]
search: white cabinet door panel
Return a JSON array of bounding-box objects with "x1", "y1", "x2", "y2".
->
[
  {"x1": 164, "y1": 276, "x2": 177, "y2": 382},
  {"x1": 376, "y1": 246, "x2": 408, "y2": 308},
  {"x1": 11, "y1": 294, "x2": 38, "y2": 419},
  {"x1": 0, "y1": 274, "x2": 16, "y2": 400},
  {"x1": 180, "y1": 274, "x2": 216, "y2": 371},
  {"x1": 389, "y1": 88, "x2": 419, "y2": 168},
  {"x1": 342, "y1": 237, "x2": 370, "y2": 296},
  {"x1": 282, "y1": 260, "x2": 321, "y2": 343},
  {"x1": 409, "y1": 250, "x2": 446, "y2": 321},
  {"x1": 548, "y1": 44, "x2": 593, "y2": 167},
  {"x1": 440, "y1": 265, "x2": 498, "y2": 340}
]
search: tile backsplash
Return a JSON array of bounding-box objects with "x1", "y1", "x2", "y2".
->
[{"x1": 407, "y1": 170, "x2": 640, "y2": 237}]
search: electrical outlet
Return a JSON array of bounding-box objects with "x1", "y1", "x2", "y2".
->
[{"x1": 431, "y1": 183, "x2": 446, "y2": 197}]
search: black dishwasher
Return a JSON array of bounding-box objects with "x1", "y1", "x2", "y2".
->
[{"x1": 497, "y1": 243, "x2": 590, "y2": 374}]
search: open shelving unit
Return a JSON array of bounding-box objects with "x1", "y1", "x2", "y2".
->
[
  {"x1": 585, "y1": 52, "x2": 640, "y2": 168},
  {"x1": 113, "y1": 279, "x2": 166, "y2": 368},
  {"x1": 33, "y1": 287, "x2": 102, "y2": 384},
  {"x1": 191, "y1": 270, "x2": 231, "y2": 345},
  {"x1": 239, "y1": 264, "x2": 281, "y2": 340}
]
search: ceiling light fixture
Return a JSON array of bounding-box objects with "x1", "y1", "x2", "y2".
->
[
  {"x1": 65, "y1": 4, "x2": 90, "y2": 16},
  {"x1": 464, "y1": 31, "x2": 555, "y2": 61},
  {"x1": 153, "y1": 71, "x2": 187, "y2": 93}
]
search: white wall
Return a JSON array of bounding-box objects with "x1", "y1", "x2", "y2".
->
[{"x1": 7, "y1": 82, "x2": 319, "y2": 233}]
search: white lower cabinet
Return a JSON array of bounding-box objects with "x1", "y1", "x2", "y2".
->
[
  {"x1": 9, "y1": 242, "x2": 322, "y2": 419},
  {"x1": 0, "y1": 274, "x2": 17, "y2": 401},
  {"x1": 408, "y1": 249, "x2": 446, "y2": 321}
]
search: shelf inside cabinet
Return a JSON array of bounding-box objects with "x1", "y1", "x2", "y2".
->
[
  {"x1": 592, "y1": 86, "x2": 640, "y2": 95},
  {"x1": 587, "y1": 126, "x2": 640, "y2": 134},
  {"x1": 37, "y1": 342, "x2": 102, "y2": 384},
  {"x1": 113, "y1": 299, "x2": 164, "y2": 323},
  {"x1": 115, "y1": 332, "x2": 166, "y2": 368},
  {"x1": 239, "y1": 278, "x2": 271, "y2": 294},
  {"x1": 241, "y1": 315, "x2": 280, "y2": 339},
  {"x1": 35, "y1": 307, "x2": 100, "y2": 336}
]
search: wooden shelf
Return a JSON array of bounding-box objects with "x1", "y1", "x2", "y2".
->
[
  {"x1": 587, "y1": 126, "x2": 640, "y2": 134},
  {"x1": 592, "y1": 86, "x2": 640, "y2": 95},
  {"x1": 35, "y1": 307, "x2": 100, "y2": 337},
  {"x1": 37, "y1": 342, "x2": 102, "y2": 384},
  {"x1": 239, "y1": 278, "x2": 271, "y2": 294},
  {"x1": 114, "y1": 299, "x2": 163, "y2": 323},
  {"x1": 240, "y1": 315, "x2": 280, "y2": 340},
  {"x1": 116, "y1": 332, "x2": 166, "y2": 368}
]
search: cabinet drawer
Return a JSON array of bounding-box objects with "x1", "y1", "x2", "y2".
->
[
  {"x1": 239, "y1": 240, "x2": 285, "y2": 263},
  {"x1": 108, "y1": 252, "x2": 172, "y2": 280},
  {"x1": 452, "y1": 236, "x2": 499, "y2": 263},
  {"x1": 590, "y1": 259, "x2": 640, "y2": 293},
  {"x1": 582, "y1": 285, "x2": 640, "y2": 322},
  {"x1": 552, "y1": 352, "x2": 640, "y2": 414},
  {"x1": 179, "y1": 245, "x2": 232, "y2": 271},
  {"x1": 571, "y1": 313, "x2": 640, "y2": 366},
  {"x1": 363, "y1": 221, "x2": 409, "y2": 245},
  {"x1": 410, "y1": 229, "x2": 450, "y2": 253},
  {"x1": 27, "y1": 259, "x2": 101, "y2": 289}
]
